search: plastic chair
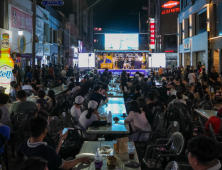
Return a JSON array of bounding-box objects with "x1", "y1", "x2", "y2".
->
[
  {"x1": 142, "y1": 132, "x2": 185, "y2": 169},
  {"x1": 0, "y1": 133, "x2": 9, "y2": 170}
]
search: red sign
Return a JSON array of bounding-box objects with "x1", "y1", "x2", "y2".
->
[
  {"x1": 162, "y1": 8, "x2": 180, "y2": 14},
  {"x1": 162, "y1": 1, "x2": 180, "y2": 8},
  {"x1": 165, "y1": 50, "x2": 174, "y2": 52},
  {"x1": 11, "y1": 6, "x2": 32, "y2": 32},
  {"x1": 150, "y1": 18, "x2": 155, "y2": 49}
]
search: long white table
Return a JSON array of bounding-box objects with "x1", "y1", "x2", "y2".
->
[{"x1": 74, "y1": 141, "x2": 141, "y2": 170}]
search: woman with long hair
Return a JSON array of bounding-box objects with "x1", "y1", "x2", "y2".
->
[
  {"x1": 124, "y1": 100, "x2": 151, "y2": 141},
  {"x1": 47, "y1": 90, "x2": 56, "y2": 111}
]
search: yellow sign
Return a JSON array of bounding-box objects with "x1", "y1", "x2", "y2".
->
[{"x1": 100, "y1": 63, "x2": 113, "y2": 69}]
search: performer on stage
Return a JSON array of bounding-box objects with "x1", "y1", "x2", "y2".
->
[
  {"x1": 131, "y1": 57, "x2": 135, "y2": 69},
  {"x1": 117, "y1": 57, "x2": 121, "y2": 69},
  {"x1": 123, "y1": 56, "x2": 129, "y2": 69}
]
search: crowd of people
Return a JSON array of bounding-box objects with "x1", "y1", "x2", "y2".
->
[{"x1": 0, "y1": 63, "x2": 221, "y2": 170}]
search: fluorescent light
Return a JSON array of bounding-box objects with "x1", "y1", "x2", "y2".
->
[{"x1": 18, "y1": 30, "x2": 23, "y2": 35}]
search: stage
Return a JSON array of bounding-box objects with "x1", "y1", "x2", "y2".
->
[{"x1": 97, "y1": 69, "x2": 151, "y2": 77}]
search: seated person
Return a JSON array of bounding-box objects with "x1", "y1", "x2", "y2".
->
[
  {"x1": 125, "y1": 101, "x2": 151, "y2": 141},
  {"x1": 194, "y1": 86, "x2": 204, "y2": 101},
  {"x1": 11, "y1": 83, "x2": 20, "y2": 102},
  {"x1": 132, "y1": 85, "x2": 141, "y2": 101},
  {"x1": 199, "y1": 94, "x2": 213, "y2": 110},
  {"x1": 22, "y1": 80, "x2": 36, "y2": 94},
  {"x1": 202, "y1": 85, "x2": 211, "y2": 100},
  {"x1": 71, "y1": 96, "x2": 84, "y2": 121},
  {"x1": 100, "y1": 84, "x2": 108, "y2": 96},
  {"x1": 147, "y1": 92, "x2": 161, "y2": 110},
  {"x1": 0, "y1": 119, "x2": 10, "y2": 155},
  {"x1": 168, "y1": 91, "x2": 186, "y2": 109},
  {"x1": 187, "y1": 135, "x2": 221, "y2": 170},
  {"x1": 47, "y1": 90, "x2": 56, "y2": 112},
  {"x1": 0, "y1": 93, "x2": 10, "y2": 125},
  {"x1": 9, "y1": 90, "x2": 38, "y2": 116},
  {"x1": 173, "y1": 78, "x2": 180, "y2": 86},
  {"x1": 36, "y1": 90, "x2": 48, "y2": 110},
  {"x1": 59, "y1": 77, "x2": 66, "y2": 85},
  {"x1": 68, "y1": 78, "x2": 75, "y2": 92},
  {"x1": 78, "y1": 101, "x2": 100, "y2": 140},
  {"x1": 71, "y1": 82, "x2": 81, "y2": 93},
  {"x1": 205, "y1": 108, "x2": 222, "y2": 135},
  {"x1": 10, "y1": 81, "x2": 16, "y2": 94},
  {"x1": 81, "y1": 76, "x2": 87, "y2": 83},
  {"x1": 138, "y1": 98, "x2": 154, "y2": 125},
  {"x1": 90, "y1": 86, "x2": 106, "y2": 106},
  {"x1": 16, "y1": 116, "x2": 90, "y2": 170},
  {"x1": 36, "y1": 111, "x2": 68, "y2": 154},
  {"x1": 127, "y1": 78, "x2": 132, "y2": 87},
  {"x1": 31, "y1": 78, "x2": 44, "y2": 92},
  {"x1": 19, "y1": 157, "x2": 48, "y2": 170}
]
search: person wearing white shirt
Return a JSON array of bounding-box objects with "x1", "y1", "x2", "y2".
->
[
  {"x1": 22, "y1": 80, "x2": 36, "y2": 94},
  {"x1": 125, "y1": 101, "x2": 151, "y2": 141},
  {"x1": 188, "y1": 70, "x2": 196, "y2": 85},
  {"x1": 71, "y1": 96, "x2": 84, "y2": 121},
  {"x1": 61, "y1": 69, "x2": 66, "y2": 77},
  {"x1": 71, "y1": 82, "x2": 81, "y2": 93},
  {"x1": 78, "y1": 100, "x2": 99, "y2": 140},
  {"x1": 10, "y1": 69, "x2": 18, "y2": 93}
]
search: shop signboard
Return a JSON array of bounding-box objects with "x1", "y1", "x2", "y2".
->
[{"x1": 150, "y1": 18, "x2": 155, "y2": 49}]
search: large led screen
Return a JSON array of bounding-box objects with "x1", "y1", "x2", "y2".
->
[
  {"x1": 78, "y1": 53, "x2": 95, "y2": 68},
  {"x1": 105, "y1": 34, "x2": 139, "y2": 50},
  {"x1": 149, "y1": 53, "x2": 166, "y2": 68}
]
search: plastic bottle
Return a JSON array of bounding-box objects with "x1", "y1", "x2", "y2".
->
[
  {"x1": 94, "y1": 148, "x2": 103, "y2": 169},
  {"x1": 107, "y1": 111, "x2": 112, "y2": 123},
  {"x1": 0, "y1": 33, "x2": 14, "y2": 94}
]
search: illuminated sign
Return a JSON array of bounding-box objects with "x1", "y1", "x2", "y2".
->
[
  {"x1": 162, "y1": 1, "x2": 180, "y2": 14},
  {"x1": 150, "y1": 18, "x2": 155, "y2": 49},
  {"x1": 162, "y1": 1, "x2": 180, "y2": 8},
  {"x1": 165, "y1": 50, "x2": 174, "y2": 52}
]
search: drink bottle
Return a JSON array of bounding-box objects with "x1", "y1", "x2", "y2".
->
[{"x1": 0, "y1": 33, "x2": 14, "y2": 94}]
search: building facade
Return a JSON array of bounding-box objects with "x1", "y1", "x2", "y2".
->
[{"x1": 177, "y1": 0, "x2": 222, "y2": 74}]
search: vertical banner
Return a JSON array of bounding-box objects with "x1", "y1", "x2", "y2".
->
[{"x1": 150, "y1": 18, "x2": 155, "y2": 49}]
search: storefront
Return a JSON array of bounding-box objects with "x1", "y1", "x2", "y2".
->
[{"x1": 50, "y1": 44, "x2": 58, "y2": 65}]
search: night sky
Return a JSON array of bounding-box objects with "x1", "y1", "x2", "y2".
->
[{"x1": 92, "y1": 0, "x2": 144, "y2": 33}]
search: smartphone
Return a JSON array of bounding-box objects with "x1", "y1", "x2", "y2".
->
[{"x1": 62, "y1": 128, "x2": 68, "y2": 135}]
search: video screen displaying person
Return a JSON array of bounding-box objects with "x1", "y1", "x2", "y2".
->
[{"x1": 99, "y1": 53, "x2": 112, "y2": 64}]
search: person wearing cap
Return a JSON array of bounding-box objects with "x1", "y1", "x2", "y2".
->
[
  {"x1": 78, "y1": 100, "x2": 100, "y2": 140},
  {"x1": 71, "y1": 82, "x2": 81, "y2": 93},
  {"x1": 209, "y1": 66, "x2": 221, "y2": 94},
  {"x1": 205, "y1": 108, "x2": 222, "y2": 135},
  {"x1": 187, "y1": 136, "x2": 221, "y2": 170},
  {"x1": 71, "y1": 96, "x2": 84, "y2": 121}
]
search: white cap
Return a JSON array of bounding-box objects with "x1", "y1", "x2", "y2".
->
[
  {"x1": 75, "y1": 96, "x2": 84, "y2": 104},
  {"x1": 88, "y1": 100, "x2": 98, "y2": 109}
]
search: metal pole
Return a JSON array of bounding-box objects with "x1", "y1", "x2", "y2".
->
[
  {"x1": 139, "y1": 12, "x2": 141, "y2": 33},
  {"x1": 32, "y1": 0, "x2": 36, "y2": 76}
]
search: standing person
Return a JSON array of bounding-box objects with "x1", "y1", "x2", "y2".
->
[
  {"x1": 0, "y1": 93, "x2": 10, "y2": 125},
  {"x1": 188, "y1": 70, "x2": 196, "y2": 91},
  {"x1": 10, "y1": 69, "x2": 18, "y2": 92},
  {"x1": 61, "y1": 67, "x2": 66, "y2": 77},
  {"x1": 123, "y1": 56, "x2": 128, "y2": 69},
  {"x1": 209, "y1": 66, "x2": 221, "y2": 94},
  {"x1": 199, "y1": 67, "x2": 207, "y2": 85},
  {"x1": 131, "y1": 57, "x2": 135, "y2": 69},
  {"x1": 180, "y1": 65, "x2": 184, "y2": 80},
  {"x1": 158, "y1": 66, "x2": 163, "y2": 75},
  {"x1": 26, "y1": 68, "x2": 33, "y2": 82},
  {"x1": 54, "y1": 65, "x2": 59, "y2": 78},
  {"x1": 45, "y1": 65, "x2": 49, "y2": 77},
  {"x1": 34, "y1": 66, "x2": 40, "y2": 84},
  {"x1": 48, "y1": 64, "x2": 54, "y2": 80}
]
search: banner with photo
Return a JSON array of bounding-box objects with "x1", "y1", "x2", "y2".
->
[{"x1": 97, "y1": 52, "x2": 147, "y2": 69}]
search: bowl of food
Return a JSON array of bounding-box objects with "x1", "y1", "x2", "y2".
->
[
  {"x1": 113, "y1": 117, "x2": 119, "y2": 123},
  {"x1": 107, "y1": 156, "x2": 117, "y2": 166}
]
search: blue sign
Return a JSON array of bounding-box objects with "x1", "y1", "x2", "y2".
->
[
  {"x1": 98, "y1": 69, "x2": 150, "y2": 77},
  {"x1": 41, "y1": 0, "x2": 64, "y2": 6}
]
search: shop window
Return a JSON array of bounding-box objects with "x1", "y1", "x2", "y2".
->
[
  {"x1": 196, "y1": 9, "x2": 207, "y2": 34},
  {"x1": 216, "y1": 2, "x2": 222, "y2": 36},
  {"x1": 44, "y1": 24, "x2": 49, "y2": 42}
]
